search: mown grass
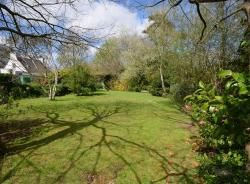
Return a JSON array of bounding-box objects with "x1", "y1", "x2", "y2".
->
[{"x1": 0, "y1": 91, "x2": 200, "y2": 184}]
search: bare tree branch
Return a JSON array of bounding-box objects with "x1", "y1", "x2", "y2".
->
[{"x1": 0, "y1": 0, "x2": 100, "y2": 49}]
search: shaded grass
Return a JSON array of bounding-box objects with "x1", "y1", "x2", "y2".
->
[{"x1": 0, "y1": 91, "x2": 200, "y2": 183}]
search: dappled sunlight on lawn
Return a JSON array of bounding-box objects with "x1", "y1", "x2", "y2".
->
[{"x1": 0, "y1": 92, "x2": 201, "y2": 184}]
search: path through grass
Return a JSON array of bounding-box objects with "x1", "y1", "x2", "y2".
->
[{"x1": 0, "y1": 91, "x2": 199, "y2": 183}]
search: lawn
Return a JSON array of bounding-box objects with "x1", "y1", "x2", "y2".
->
[{"x1": 0, "y1": 91, "x2": 199, "y2": 184}]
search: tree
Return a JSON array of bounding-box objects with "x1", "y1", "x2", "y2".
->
[
  {"x1": 144, "y1": 12, "x2": 175, "y2": 94},
  {"x1": 0, "y1": 0, "x2": 97, "y2": 48},
  {"x1": 56, "y1": 42, "x2": 90, "y2": 96},
  {"x1": 120, "y1": 35, "x2": 152, "y2": 91},
  {"x1": 93, "y1": 38, "x2": 125, "y2": 90},
  {"x1": 57, "y1": 43, "x2": 87, "y2": 69},
  {"x1": 62, "y1": 63, "x2": 96, "y2": 96},
  {"x1": 47, "y1": 48, "x2": 58, "y2": 101},
  {"x1": 93, "y1": 39, "x2": 124, "y2": 77},
  {"x1": 143, "y1": 0, "x2": 250, "y2": 178},
  {"x1": 143, "y1": 0, "x2": 250, "y2": 71}
]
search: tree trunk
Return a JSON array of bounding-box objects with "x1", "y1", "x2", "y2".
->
[
  {"x1": 48, "y1": 84, "x2": 52, "y2": 100},
  {"x1": 48, "y1": 71, "x2": 58, "y2": 101},
  {"x1": 159, "y1": 63, "x2": 166, "y2": 94}
]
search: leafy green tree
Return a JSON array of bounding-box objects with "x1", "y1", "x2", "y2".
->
[
  {"x1": 144, "y1": 12, "x2": 175, "y2": 94},
  {"x1": 62, "y1": 64, "x2": 96, "y2": 96},
  {"x1": 120, "y1": 35, "x2": 152, "y2": 91}
]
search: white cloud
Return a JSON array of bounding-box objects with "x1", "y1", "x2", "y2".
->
[
  {"x1": 87, "y1": 46, "x2": 98, "y2": 56},
  {"x1": 64, "y1": 0, "x2": 149, "y2": 38},
  {"x1": 2, "y1": 0, "x2": 150, "y2": 57}
]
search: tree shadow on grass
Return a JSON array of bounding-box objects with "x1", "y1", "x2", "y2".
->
[{"x1": 0, "y1": 103, "x2": 202, "y2": 184}]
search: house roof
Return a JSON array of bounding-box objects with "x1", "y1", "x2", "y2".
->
[
  {"x1": 0, "y1": 44, "x2": 48, "y2": 75},
  {"x1": 0, "y1": 58, "x2": 9, "y2": 68},
  {"x1": 16, "y1": 54, "x2": 48, "y2": 75},
  {"x1": 0, "y1": 45, "x2": 11, "y2": 68}
]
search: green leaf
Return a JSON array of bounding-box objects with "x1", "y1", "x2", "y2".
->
[
  {"x1": 240, "y1": 40, "x2": 249, "y2": 47},
  {"x1": 184, "y1": 95, "x2": 192, "y2": 101},
  {"x1": 232, "y1": 73, "x2": 245, "y2": 83},
  {"x1": 194, "y1": 89, "x2": 202, "y2": 94},
  {"x1": 225, "y1": 81, "x2": 236, "y2": 90},
  {"x1": 213, "y1": 115, "x2": 218, "y2": 123},
  {"x1": 201, "y1": 103, "x2": 209, "y2": 111},
  {"x1": 214, "y1": 96, "x2": 223, "y2": 102},
  {"x1": 199, "y1": 81, "x2": 205, "y2": 89},
  {"x1": 208, "y1": 87, "x2": 216, "y2": 97},
  {"x1": 218, "y1": 70, "x2": 232, "y2": 78},
  {"x1": 239, "y1": 83, "x2": 248, "y2": 95}
]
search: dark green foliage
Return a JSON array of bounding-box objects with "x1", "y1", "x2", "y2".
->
[
  {"x1": 127, "y1": 74, "x2": 148, "y2": 92},
  {"x1": 237, "y1": 28, "x2": 250, "y2": 72},
  {"x1": 62, "y1": 64, "x2": 97, "y2": 96},
  {"x1": 55, "y1": 84, "x2": 71, "y2": 96},
  {"x1": 148, "y1": 86, "x2": 163, "y2": 96},
  {"x1": 11, "y1": 83, "x2": 45, "y2": 99},
  {"x1": 185, "y1": 70, "x2": 250, "y2": 183},
  {"x1": 148, "y1": 76, "x2": 168, "y2": 96},
  {"x1": 0, "y1": 74, "x2": 14, "y2": 104},
  {"x1": 0, "y1": 74, "x2": 46, "y2": 102},
  {"x1": 76, "y1": 87, "x2": 92, "y2": 96},
  {"x1": 170, "y1": 83, "x2": 195, "y2": 104},
  {"x1": 103, "y1": 74, "x2": 114, "y2": 90}
]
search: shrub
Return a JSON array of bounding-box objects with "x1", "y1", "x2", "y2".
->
[
  {"x1": 126, "y1": 75, "x2": 148, "y2": 92},
  {"x1": 100, "y1": 74, "x2": 116, "y2": 91},
  {"x1": 185, "y1": 70, "x2": 250, "y2": 183},
  {"x1": 170, "y1": 83, "x2": 195, "y2": 104},
  {"x1": 148, "y1": 76, "x2": 168, "y2": 96},
  {"x1": 112, "y1": 80, "x2": 128, "y2": 91},
  {"x1": 148, "y1": 86, "x2": 163, "y2": 96},
  {"x1": 76, "y1": 87, "x2": 92, "y2": 96},
  {"x1": 11, "y1": 83, "x2": 45, "y2": 99},
  {"x1": 0, "y1": 74, "x2": 14, "y2": 104},
  {"x1": 55, "y1": 84, "x2": 71, "y2": 96},
  {"x1": 62, "y1": 64, "x2": 97, "y2": 95},
  {"x1": 94, "y1": 82, "x2": 104, "y2": 90}
]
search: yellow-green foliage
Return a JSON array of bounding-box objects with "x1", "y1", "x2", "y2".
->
[{"x1": 112, "y1": 80, "x2": 128, "y2": 91}]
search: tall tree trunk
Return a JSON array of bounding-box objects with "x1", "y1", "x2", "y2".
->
[
  {"x1": 52, "y1": 71, "x2": 58, "y2": 100},
  {"x1": 159, "y1": 62, "x2": 166, "y2": 94},
  {"x1": 48, "y1": 71, "x2": 58, "y2": 100}
]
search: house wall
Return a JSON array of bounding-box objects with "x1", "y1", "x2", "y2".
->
[
  {"x1": 0, "y1": 68, "x2": 10, "y2": 74},
  {"x1": 3, "y1": 53, "x2": 27, "y2": 74}
]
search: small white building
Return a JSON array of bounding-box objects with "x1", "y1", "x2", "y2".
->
[
  {"x1": 0, "y1": 45, "x2": 48, "y2": 83},
  {"x1": 0, "y1": 52, "x2": 28, "y2": 75},
  {"x1": 0, "y1": 46, "x2": 47, "y2": 76}
]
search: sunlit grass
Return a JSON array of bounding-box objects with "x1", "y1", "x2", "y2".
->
[{"x1": 0, "y1": 91, "x2": 199, "y2": 184}]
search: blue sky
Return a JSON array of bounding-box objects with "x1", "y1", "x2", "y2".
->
[{"x1": 0, "y1": 0, "x2": 171, "y2": 55}]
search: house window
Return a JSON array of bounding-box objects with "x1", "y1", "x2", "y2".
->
[{"x1": 20, "y1": 75, "x2": 32, "y2": 84}]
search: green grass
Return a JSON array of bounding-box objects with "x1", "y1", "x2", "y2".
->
[{"x1": 0, "y1": 91, "x2": 199, "y2": 184}]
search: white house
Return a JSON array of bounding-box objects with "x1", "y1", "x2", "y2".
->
[
  {"x1": 0, "y1": 45, "x2": 48, "y2": 84},
  {"x1": 0, "y1": 52, "x2": 28, "y2": 75},
  {"x1": 0, "y1": 45, "x2": 47, "y2": 77}
]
